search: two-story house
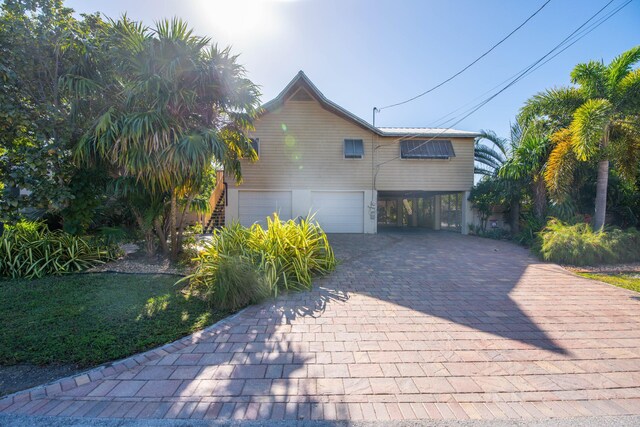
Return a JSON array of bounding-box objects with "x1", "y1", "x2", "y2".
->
[{"x1": 214, "y1": 71, "x2": 479, "y2": 234}]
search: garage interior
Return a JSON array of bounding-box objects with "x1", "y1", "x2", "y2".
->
[{"x1": 377, "y1": 191, "x2": 464, "y2": 232}]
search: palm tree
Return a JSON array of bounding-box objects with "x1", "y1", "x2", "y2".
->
[
  {"x1": 520, "y1": 46, "x2": 640, "y2": 229},
  {"x1": 69, "y1": 17, "x2": 261, "y2": 258},
  {"x1": 474, "y1": 129, "x2": 509, "y2": 177},
  {"x1": 499, "y1": 122, "x2": 551, "y2": 220}
]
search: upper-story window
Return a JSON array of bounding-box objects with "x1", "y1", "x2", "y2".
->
[
  {"x1": 249, "y1": 138, "x2": 260, "y2": 157},
  {"x1": 344, "y1": 139, "x2": 364, "y2": 159},
  {"x1": 400, "y1": 139, "x2": 455, "y2": 159}
]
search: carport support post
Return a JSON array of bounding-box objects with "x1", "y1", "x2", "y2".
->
[
  {"x1": 434, "y1": 195, "x2": 441, "y2": 230},
  {"x1": 462, "y1": 190, "x2": 471, "y2": 235}
]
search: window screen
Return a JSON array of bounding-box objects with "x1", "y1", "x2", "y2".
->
[
  {"x1": 344, "y1": 139, "x2": 364, "y2": 159},
  {"x1": 400, "y1": 139, "x2": 455, "y2": 159}
]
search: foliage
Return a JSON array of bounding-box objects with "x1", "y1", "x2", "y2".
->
[
  {"x1": 520, "y1": 46, "x2": 640, "y2": 229},
  {"x1": 513, "y1": 213, "x2": 546, "y2": 248},
  {"x1": 474, "y1": 129, "x2": 509, "y2": 177},
  {"x1": 0, "y1": 0, "x2": 109, "y2": 221},
  {"x1": 468, "y1": 224, "x2": 511, "y2": 240},
  {"x1": 538, "y1": 219, "x2": 640, "y2": 266},
  {"x1": 0, "y1": 220, "x2": 118, "y2": 279},
  {"x1": 578, "y1": 272, "x2": 640, "y2": 294},
  {"x1": 70, "y1": 17, "x2": 261, "y2": 259},
  {"x1": 0, "y1": 273, "x2": 226, "y2": 366},
  {"x1": 468, "y1": 178, "x2": 505, "y2": 231},
  {"x1": 196, "y1": 255, "x2": 271, "y2": 310},
  {"x1": 183, "y1": 214, "x2": 336, "y2": 309}
]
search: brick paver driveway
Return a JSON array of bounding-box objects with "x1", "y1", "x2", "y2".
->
[{"x1": 2, "y1": 231, "x2": 640, "y2": 422}]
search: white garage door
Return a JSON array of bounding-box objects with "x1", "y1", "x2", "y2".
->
[
  {"x1": 310, "y1": 191, "x2": 364, "y2": 233},
  {"x1": 238, "y1": 191, "x2": 292, "y2": 227}
]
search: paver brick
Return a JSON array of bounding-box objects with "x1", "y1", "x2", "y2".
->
[{"x1": 3, "y1": 232, "x2": 640, "y2": 421}]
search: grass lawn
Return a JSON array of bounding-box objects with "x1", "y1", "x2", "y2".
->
[
  {"x1": 578, "y1": 272, "x2": 640, "y2": 293},
  {"x1": 0, "y1": 273, "x2": 228, "y2": 367}
]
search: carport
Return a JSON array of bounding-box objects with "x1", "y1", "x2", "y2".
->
[{"x1": 377, "y1": 190, "x2": 471, "y2": 233}]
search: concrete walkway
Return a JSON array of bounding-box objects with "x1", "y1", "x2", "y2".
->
[{"x1": 1, "y1": 232, "x2": 640, "y2": 422}]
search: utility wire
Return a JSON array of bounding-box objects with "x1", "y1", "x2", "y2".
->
[
  {"x1": 374, "y1": 0, "x2": 628, "y2": 169},
  {"x1": 379, "y1": 0, "x2": 552, "y2": 111},
  {"x1": 432, "y1": 0, "x2": 631, "y2": 128}
]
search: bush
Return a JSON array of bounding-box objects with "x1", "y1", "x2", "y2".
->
[
  {"x1": 538, "y1": 219, "x2": 640, "y2": 266},
  {"x1": 182, "y1": 214, "x2": 336, "y2": 309},
  {"x1": 514, "y1": 213, "x2": 546, "y2": 248},
  {"x1": 469, "y1": 225, "x2": 511, "y2": 240},
  {"x1": 0, "y1": 221, "x2": 119, "y2": 279}
]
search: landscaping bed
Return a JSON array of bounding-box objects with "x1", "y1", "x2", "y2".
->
[{"x1": 0, "y1": 272, "x2": 228, "y2": 396}]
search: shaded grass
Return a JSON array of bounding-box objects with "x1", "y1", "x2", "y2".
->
[
  {"x1": 0, "y1": 273, "x2": 229, "y2": 367},
  {"x1": 578, "y1": 272, "x2": 640, "y2": 293}
]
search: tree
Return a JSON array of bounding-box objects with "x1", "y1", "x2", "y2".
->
[
  {"x1": 474, "y1": 129, "x2": 509, "y2": 177},
  {"x1": 0, "y1": 0, "x2": 107, "y2": 226},
  {"x1": 520, "y1": 46, "x2": 640, "y2": 229},
  {"x1": 499, "y1": 122, "x2": 551, "y2": 221},
  {"x1": 468, "y1": 178, "x2": 504, "y2": 232},
  {"x1": 70, "y1": 17, "x2": 261, "y2": 259}
]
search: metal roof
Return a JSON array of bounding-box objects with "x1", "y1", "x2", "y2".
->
[
  {"x1": 260, "y1": 71, "x2": 481, "y2": 139},
  {"x1": 379, "y1": 127, "x2": 481, "y2": 138}
]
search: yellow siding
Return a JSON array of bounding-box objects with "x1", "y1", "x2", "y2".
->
[{"x1": 230, "y1": 97, "x2": 474, "y2": 192}]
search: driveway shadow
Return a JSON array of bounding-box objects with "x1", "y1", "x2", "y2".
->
[{"x1": 324, "y1": 231, "x2": 569, "y2": 355}]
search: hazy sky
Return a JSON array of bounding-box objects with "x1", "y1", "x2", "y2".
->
[{"x1": 66, "y1": 0, "x2": 639, "y2": 138}]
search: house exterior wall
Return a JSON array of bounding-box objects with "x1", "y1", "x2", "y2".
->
[
  {"x1": 229, "y1": 98, "x2": 475, "y2": 193},
  {"x1": 225, "y1": 95, "x2": 475, "y2": 233}
]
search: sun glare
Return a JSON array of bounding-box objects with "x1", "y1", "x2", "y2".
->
[{"x1": 194, "y1": 0, "x2": 294, "y2": 44}]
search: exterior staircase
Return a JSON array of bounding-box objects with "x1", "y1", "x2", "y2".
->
[{"x1": 203, "y1": 187, "x2": 226, "y2": 234}]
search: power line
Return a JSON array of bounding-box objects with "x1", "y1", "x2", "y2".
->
[
  {"x1": 374, "y1": 0, "x2": 628, "y2": 169},
  {"x1": 378, "y1": 0, "x2": 552, "y2": 111},
  {"x1": 432, "y1": 0, "x2": 631, "y2": 128}
]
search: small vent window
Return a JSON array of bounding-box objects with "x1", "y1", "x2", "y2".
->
[
  {"x1": 400, "y1": 139, "x2": 455, "y2": 159},
  {"x1": 344, "y1": 139, "x2": 364, "y2": 159}
]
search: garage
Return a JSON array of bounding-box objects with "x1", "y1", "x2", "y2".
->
[
  {"x1": 310, "y1": 191, "x2": 364, "y2": 233},
  {"x1": 238, "y1": 191, "x2": 292, "y2": 227}
]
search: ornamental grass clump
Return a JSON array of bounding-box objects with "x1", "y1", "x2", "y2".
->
[
  {"x1": 182, "y1": 214, "x2": 336, "y2": 309},
  {"x1": 0, "y1": 221, "x2": 119, "y2": 279},
  {"x1": 538, "y1": 219, "x2": 640, "y2": 266}
]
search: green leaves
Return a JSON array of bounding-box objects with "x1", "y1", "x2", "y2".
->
[
  {"x1": 0, "y1": 220, "x2": 118, "y2": 279},
  {"x1": 569, "y1": 98, "x2": 613, "y2": 161},
  {"x1": 182, "y1": 214, "x2": 337, "y2": 310}
]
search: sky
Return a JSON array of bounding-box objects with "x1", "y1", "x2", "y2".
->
[{"x1": 66, "y1": 0, "x2": 640, "y2": 139}]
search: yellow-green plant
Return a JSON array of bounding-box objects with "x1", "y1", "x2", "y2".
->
[
  {"x1": 181, "y1": 214, "x2": 336, "y2": 309},
  {"x1": 0, "y1": 221, "x2": 118, "y2": 279},
  {"x1": 539, "y1": 219, "x2": 640, "y2": 265}
]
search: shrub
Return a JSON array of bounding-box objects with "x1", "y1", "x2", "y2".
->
[
  {"x1": 0, "y1": 221, "x2": 119, "y2": 279},
  {"x1": 514, "y1": 213, "x2": 546, "y2": 248},
  {"x1": 538, "y1": 219, "x2": 640, "y2": 266},
  {"x1": 182, "y1": 214, "x2": 336, "y2": 309}
]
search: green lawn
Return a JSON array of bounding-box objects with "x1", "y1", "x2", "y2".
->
[
  {"x1": 0, "y1": 273, "x2": 228, "y2": 367},
  {"x1": 578, "y1": 272, "x2": 640, "y2": 293}
]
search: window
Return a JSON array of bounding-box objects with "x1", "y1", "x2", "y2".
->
[
  {"x1": 250, "y1": 138, "x2": 259, "y2": 156},
  {"x1": 400, "y1": 139, "x2": 455, "y2": 159},
  {"x1": 344, "y1": 139, "x2": 364, "y2": 159}
]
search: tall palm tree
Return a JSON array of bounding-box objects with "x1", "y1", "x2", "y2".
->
[
  {"x1": 69, "y1": 17, "x2": 261, "y2": 258},
  {"x1": 520, "y1": 46, "x2": 640, "y2": 229}
]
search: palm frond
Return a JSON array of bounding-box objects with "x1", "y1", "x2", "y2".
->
[
  {"x1": 545, "y1": 128, "x2": 577, "y2": 196},
  {"x1": 570, "y1": 60, "x2": 608, "y2": 98},
  {"x1": 607, "y1": 45, "x2": 640, "y2": 90},
  {"x1": 569, "y1": 98, "x2": 613, "y2": 161},
  {"x1": 519, "y1": 87, "x2": 585, "y2": 128}
]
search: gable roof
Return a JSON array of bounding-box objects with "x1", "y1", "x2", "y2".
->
[{"x1": 260, "y1": 71, "x2": 481, "y2": 138}]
